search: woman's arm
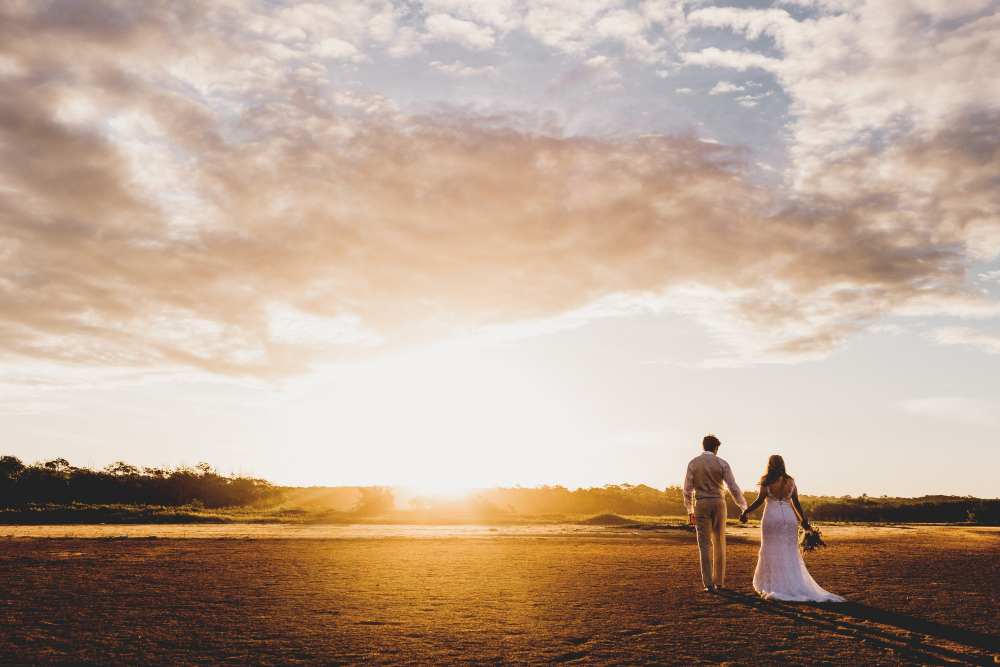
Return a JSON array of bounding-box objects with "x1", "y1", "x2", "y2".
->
[
  {"x1": 741, "y1": 485, "x2": 766, "y2": 519},
  {"x1": 790, "y1": 485, "x2": 809, "y2": 526}
]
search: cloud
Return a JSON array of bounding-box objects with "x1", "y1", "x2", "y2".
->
[
  {"x1": 682, "y1": 48, "x2": 781, "y2": 71},
  {"x1": 429, "y1": 60, "x2": 498, "y2": 77},
  {"x1": 593, "y1": 8, "x2": 663, "y2": 63},
  {"x1": 709, "y1": 81, "x2": 745, "y2": 94},
  {"x1": 313, "y1": 38, "x2": 363, "y2": 61},
  {"x1": 686, "y1": 2, "x2": 1000, "y2": 193},
  {"x1": 0, "y1": 0, "x2": 998, "y2": 378},
  {"x1": 425, "y1": 13, "x2": 496, "y2": 50},
  {"x1": 242, "y1": 0, "x2": 401, "y2": 62},
  {"x1": 521, "y1": 0, "x2": 619, "y2": 54},
  {"x1": 978, "y1": 269, "x2": 1000, "y2": 283},
  {"x1": 421, "y1": 0, "x2": 521, "y2": 32},
  {"x1": 928, "y1": 327, "x2": 1000, "y2": 355},
  {"x1": 521, "y1": 0, "x2": 671, "y2": 60}
]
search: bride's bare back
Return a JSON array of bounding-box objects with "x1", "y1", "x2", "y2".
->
[{"x1": 766, "y1": 478, "x2": 794, "y2": 501}]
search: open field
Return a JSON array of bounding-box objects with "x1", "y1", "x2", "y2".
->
[
  {"x1": 0, "y1": 505, "x2": 698, "y2": 526},
  {"x1": 1, "y1": 525, "x2": 998, "y2": 666}
]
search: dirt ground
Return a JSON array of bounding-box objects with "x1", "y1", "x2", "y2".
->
[{"x1": 1, "y1": 525, "x2": 997, "y2": 666}]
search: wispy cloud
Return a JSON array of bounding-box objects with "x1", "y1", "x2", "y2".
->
[
  {"x1": 928, "y1": 328, "x2": 1000, "y2": 355},
  {"x1": 709, "y1": 81, "x2": 745, "y2": 94},
  {"x1": 736, "y1": 91, "x2": 771, "y2": 104},
  {"x1": 429, "y1": 60, "x2": 498, "y2": 77},
  {"x1": 425, "y1": 13, "x2": 496, "y2": 50},
  {"x1": 682, "y1": 48, "x2": 781, "y2": 72},
  {"x1": 977, "y1": 270, "x2": 1000, "y2": 283}
]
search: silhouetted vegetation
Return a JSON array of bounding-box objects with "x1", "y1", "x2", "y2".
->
[
  {"x1": 420, "y1": 485, "x2": 1000, "y2": 525},
  {"x1": 353, "y1": 486, "x2": 396, "y2": 515},
  {"x1": 2, "y1": 455, "x2": 998, "y2": 525},
  {"x1": 279, "y1": 486, "x2": 364, "y2": 510},
  {"x1": 408, "y1": 493, "x2": 512, "y2": 518},
  {"x1": 797, "y1": 493, "x2": 1000, "y2": 526},
  {"x1": 478, "y1": 484, "x2": 689, "y2": 516},
  {"x1": 0, "y1": 455, "x2": 281, "y2": 509}
]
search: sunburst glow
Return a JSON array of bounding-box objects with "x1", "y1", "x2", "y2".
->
[{"x1": 0, "y1": 0, "x2": 998, "y2": 495}]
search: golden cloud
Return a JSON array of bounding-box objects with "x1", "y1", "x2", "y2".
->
[{"x1": 0, "y1": 1, "x2": 997, "y2": 376}]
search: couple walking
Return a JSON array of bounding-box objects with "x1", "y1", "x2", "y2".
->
[{"x1": 683, "y1": 434, "x2": 845, "y2": 602}]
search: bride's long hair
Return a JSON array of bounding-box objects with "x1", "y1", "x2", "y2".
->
[{"x1": 759, "y1": 455, "x2": 793, "y2": 487}]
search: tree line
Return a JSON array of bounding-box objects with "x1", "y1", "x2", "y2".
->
[
  {"x1": 801, "y1": 493, "x2": 1000, "y2": 525},
  {"x1": 433, "y1": 485, "x2": 1000, "y2": 524},
  {"x1": 2, "y1": 455, "x2": 997, "y2": 525},
  {"x1": 0, "y1": 456, "x2": 281, "y2": 508}
]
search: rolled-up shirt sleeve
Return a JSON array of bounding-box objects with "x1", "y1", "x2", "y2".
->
[
  {"x1": 682, "y1": 461, "x2": 696, "y2": 514},
  {"x1": 721, "y1": 460, "x2": 747, "y2": 511}
]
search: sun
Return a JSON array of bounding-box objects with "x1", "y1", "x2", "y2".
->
[{"x1": 278, "y1": 341, "x2": 577, "y2": 488}]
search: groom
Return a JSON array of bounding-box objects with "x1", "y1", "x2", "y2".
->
[{"x1": 683, "y1": 434, "x2": 747, "y2": 592}]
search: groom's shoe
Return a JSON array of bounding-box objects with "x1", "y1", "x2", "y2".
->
[{"x1": 702, "y1": 586, "x2": 718, "y2": 593}]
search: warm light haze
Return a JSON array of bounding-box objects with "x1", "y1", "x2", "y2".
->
[{"x1": 1, "y1": 0, "x2": 999, "y2": 498}]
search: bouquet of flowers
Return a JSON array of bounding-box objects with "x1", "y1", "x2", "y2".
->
[{"x1": 798, "y1": 521, "x2": 826, "y2": 554}]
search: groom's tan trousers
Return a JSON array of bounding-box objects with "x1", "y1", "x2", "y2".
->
[{"x1": 694, "y1": 497, "x2": 727, "y2": 588}]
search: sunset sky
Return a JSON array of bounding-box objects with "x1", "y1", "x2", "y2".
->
[{"x1": 2, "y1": 0, "x2": 999, "y2": 497}]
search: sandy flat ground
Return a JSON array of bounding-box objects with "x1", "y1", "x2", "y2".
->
[
  {"x1": 1, "y1": 524, "x2": 997, "y2": 666},
  {"x1": 1, "y1": 522, "x2": 971, "y2": 539}
]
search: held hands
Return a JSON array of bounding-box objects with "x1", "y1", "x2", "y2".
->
[
  {"x1": 739, "y1": 510, "x2": 749, "y2": 524},
  {"x1": 689, "y1": 513, "x2": 696, "y2": 525}
]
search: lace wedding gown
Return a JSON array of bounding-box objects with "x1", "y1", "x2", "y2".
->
[{"x1": 752, "y1": 481, "x2": 845, "y2": 602}]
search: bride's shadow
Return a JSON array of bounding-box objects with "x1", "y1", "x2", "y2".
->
[{"x1": 714, "y1": 588, "x2": 1000, "y2": 666}]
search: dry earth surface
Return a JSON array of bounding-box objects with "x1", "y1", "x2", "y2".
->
[{"x1": 0, "y1": 525, "x2": 997, "y2": 666}]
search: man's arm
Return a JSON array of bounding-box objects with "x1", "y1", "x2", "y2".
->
[
  {"x1": 682, "y1": 461, "x2": 695, "y2": 518},
  {"x1": 721, "y1": 460, "x2": 747, "y2": 511}
]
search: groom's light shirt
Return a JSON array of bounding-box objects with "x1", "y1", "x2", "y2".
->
[{"x1": 683, "y1": 451, "x2": 747, "y2": 514}]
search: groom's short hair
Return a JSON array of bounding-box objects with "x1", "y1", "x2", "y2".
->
[{"x1": 703, "y1": 435, "x2": 721, "y2": 451}]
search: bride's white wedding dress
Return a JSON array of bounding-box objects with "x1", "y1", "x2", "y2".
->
[{"x1": 753, "y1": 481, "x2": 845, "y2": 602}]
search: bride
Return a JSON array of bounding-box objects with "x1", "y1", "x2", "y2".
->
[{"x1": 740, "y1": 455, "x2": 845, "y2": 602}]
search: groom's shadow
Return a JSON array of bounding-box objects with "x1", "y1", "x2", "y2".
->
[{"x1": 714, "y1": 589, "x2": 1000, "y2": 667}]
